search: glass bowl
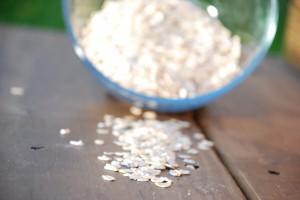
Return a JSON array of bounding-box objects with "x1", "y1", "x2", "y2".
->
[{"x1": 62, "y1": 0, "x2": 278, "y2": 112}]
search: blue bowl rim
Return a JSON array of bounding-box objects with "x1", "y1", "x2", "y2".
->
[{"x1": 62, "y1": 0, "x2": 278, "y2": 111}]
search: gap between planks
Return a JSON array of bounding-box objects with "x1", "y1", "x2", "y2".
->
[{"x1": 192, "y1": 110, "x2": 250, "y2": 200}]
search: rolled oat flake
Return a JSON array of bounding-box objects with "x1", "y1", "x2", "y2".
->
[
  {"x1": 102, "y1": 175, "x2": 116, "y2": 181},
  {"x1": 169, "y1": 169, "x2": 182, "y2": 177},
  {"x1": 94, "y1": 139, "x2": 104, "y2": 145},
  {"x1": 60, "y1": 128, "x2": 71, "y2": 135},
  {"x1": 98, "y1": 155, "x2": 111, "y2": 161},
  {"x1": 154, "y1": 179, "x2": 173, "y2": 188},
  {"x1": 69, "y1": 140, "x2": 83, "y2": 146}
]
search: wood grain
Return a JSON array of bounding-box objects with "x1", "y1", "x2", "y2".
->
[
  {"x1": 0, "y1": 26, "x2": 244, "y2": 200},
  {"x1": 196, "y1": 57, "x2": 300, "y2": 200},
  {"x1": 285, "y1": 0, "x2": 300, "y2": 69}
]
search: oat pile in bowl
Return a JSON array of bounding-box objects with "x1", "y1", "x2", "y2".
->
[{"x1": 80, "y1": 0, "x2": 241, "y2": 98}]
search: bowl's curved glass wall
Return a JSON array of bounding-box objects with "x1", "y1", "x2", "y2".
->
[{"x1": 63, "y1": 0, "x2": 277, "y2": 112}]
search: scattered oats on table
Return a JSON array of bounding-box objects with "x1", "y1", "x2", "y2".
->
[
  {"x1": 58, "y1": 112, "x2": 214, "y2": 188},
  {"x1": 98, "y1": 113, "x2": 214, "y2": 188},
  {"x1": 59, "y1": 107, "x2": 215, "y2": 187}
]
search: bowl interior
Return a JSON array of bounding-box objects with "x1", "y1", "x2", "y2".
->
[{"x1": 63, "y1": 0, "x2": 277, "y2": 112}]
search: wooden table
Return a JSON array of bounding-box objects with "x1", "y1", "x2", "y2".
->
[{"x1": 0, "y1": 26, "x2": 299, "y2": 200}]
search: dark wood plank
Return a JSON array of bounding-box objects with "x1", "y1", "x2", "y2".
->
[
  {"x1": 0, "y1": 26, "x2": 244, "y2": 200},
  {"x1": 196, "y1": 57, "x2": 300, "y2": 200}
]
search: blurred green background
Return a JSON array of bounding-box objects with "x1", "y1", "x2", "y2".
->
[{"x1": 0, "y1": 0, "x2": 289, "y2": 53}]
